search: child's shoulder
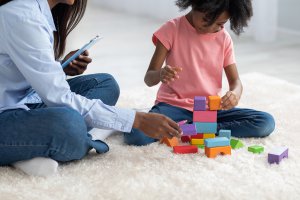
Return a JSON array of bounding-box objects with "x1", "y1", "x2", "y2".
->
[{"x1": 161, "y1": 15, "x2": 185, "y2": 29}]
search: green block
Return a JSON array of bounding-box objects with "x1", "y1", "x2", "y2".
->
[
  {"x1": 248, "y1": 145, "x2": 264, "y2": 154},
  {"x1": 196, "y1": 144, "x2": 205, "y2": 149},
  {"x1": 230, "y1": 139, "x2": 244, "y2": 149}
]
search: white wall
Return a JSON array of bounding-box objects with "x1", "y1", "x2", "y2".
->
[{"x1": 90, "y1": 0, "x2": 299, "y2": 41}]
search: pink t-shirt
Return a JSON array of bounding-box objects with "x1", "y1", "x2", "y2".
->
[{"x1": 153, "y1": 15, "x2": 236, "y2": 111}]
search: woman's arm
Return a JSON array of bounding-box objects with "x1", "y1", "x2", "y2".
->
[{"x1": 221, "y1": 64, "x2": 243, "y2": 110}]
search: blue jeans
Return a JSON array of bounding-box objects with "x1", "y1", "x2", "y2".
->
[
  {"x1": 0, "y1": 73, "x2": 120, "y2": 165},
  {"x1": 124, "y1": 102, "x2": 275, "y2": 146}
]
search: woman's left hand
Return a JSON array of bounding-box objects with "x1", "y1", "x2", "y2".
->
[
  {"x1": 63, "y1": 50, "x2": 92, "y2": 76},
  {"x1": 220, "y1": 91, "x2": 240, "y2": 110}
]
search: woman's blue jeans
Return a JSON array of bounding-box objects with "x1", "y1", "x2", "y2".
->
[
  {"x1": 0, "y1": 73, "x2": 120, "y2": 165},
  {"x1": 124, "y1": 102, "x2": 275, "y2": 146}
]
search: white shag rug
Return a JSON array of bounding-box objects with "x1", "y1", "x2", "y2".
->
[{"x1": 1, "y1": 73, "x2": 300, "y2": 200}]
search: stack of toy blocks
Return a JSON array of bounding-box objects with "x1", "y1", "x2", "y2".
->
[
  {"x1": 192, "y1": 96, "x2": 217, "y2": 149},
  {"x1": 193, "y1": 95, "x2": 232, "y2": 158}
]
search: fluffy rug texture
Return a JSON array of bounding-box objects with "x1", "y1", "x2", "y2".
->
[{"x1": 0, "y1": 73, "x2": 299, "y2": 200}]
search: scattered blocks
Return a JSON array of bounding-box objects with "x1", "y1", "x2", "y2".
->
[
  {"x1": 219, "y1": 129, "x2": 231, "y2": 139},
  {"x1": 230, "y1": 139, "x2": 244, "y2": 149},
  {"x1": 204, "y1": 137, "x2": 230, "y2": 148},
  {"x1": 180, "y1": 124, "x2": 197, "y2": 136},
  {"x1": 208, "y1": 96, "x2": 221, "y2": 111},
  {"x1": 205, "y1": 146, "x2": 231, "y2": 158},
  {"x1": 203, "y1": 133, "x2": 215, "y2": 139},
  {"x1": 248, "y1": 145, "x2": 264, "y2": 154},
  {"x1": 194, "y1": 96, "x2": 206, "y2": 111},
  {"x1": 191, "y1": 139, "x2": 204, "y2": 145},
  {"x1": 161, "y1": 137, "x2": 179, "y2": 147},
  {"x1": 195, "y1": 122, "x2": 217, "y2": 133},
  {"x1": 181, "y1": 136, "x2": 191, "y2": 143},
  {"x1": 193, "y1": 111, "x2": 217, "y2": 123},
  {"x1": 268, "y1": 147, "x2": 288, "y2": 164},
  {"x1": 173, "y1": 145, "x2": 198, "y2": 154}
]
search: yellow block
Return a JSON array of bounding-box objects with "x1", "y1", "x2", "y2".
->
[
  {"x1": 203, "y1": 133, "x2": 216, "y2": 139},
  {"x1": 191, "y1": 139, "x2": 204, "y2": 145}
]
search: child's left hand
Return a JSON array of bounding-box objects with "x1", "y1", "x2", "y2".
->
[{"x1": 220, "y1": 91, "x2": 240, "y2": 110}]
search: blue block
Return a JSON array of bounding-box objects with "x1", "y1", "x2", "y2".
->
[
  {"x1": 194, "y1": 122, "x2": 217, "y2": 133},
  {"x1": 205, "y1": 137, "x2": 230, "y2": 148},
  {"x1": 219, "y1": 129, "x2": 231, "y2": 139}
]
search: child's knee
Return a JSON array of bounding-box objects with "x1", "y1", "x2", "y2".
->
[{"x1": 255, "y1": 112, "x2": 275, "y2": 137}]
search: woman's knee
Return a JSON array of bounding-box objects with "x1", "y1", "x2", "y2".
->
[
  {"x1": 93, "y1": 73, "x2": 120, "y2": 105},
  {"x1": 46, "y1": 108, "x2": 90, "y2": 160}
]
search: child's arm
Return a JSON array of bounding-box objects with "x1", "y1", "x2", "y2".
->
[
  {"x1": 221, "y1": 64, "x2": 243, "y2": 110},
  {"x1": 144, "y1": 40, "x2": 182, "y2": 87}
]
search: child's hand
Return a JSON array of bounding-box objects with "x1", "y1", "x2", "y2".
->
[
  {"x1": 160, "y1": 65, "x2": 182, "y2": 84},
  {"x1": 221, "y1": 91, "x2": 240, "y2": 110}
]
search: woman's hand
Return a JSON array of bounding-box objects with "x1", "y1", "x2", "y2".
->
[
  {"x1": 221, "y1": 91, "x2": 240, "y2": 110},
  {"x1": 160, "y1": 65, "x2": 182, "y2": 84},
  {"x1": 63, "y1": 50, "x2": 92, "y2": 76},
  {"x1": 133, "y1": 112, "x2": 182, "y2": 139}
]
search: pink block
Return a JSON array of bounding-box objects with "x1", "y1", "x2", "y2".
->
[{"x1": 193, "y1": 111, "x2": 217, "y2": 123}]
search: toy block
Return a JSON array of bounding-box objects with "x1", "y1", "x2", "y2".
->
[
  {"x1": 191, "y1": 134, "x2": 203, "y2": 139},
  {"x1": 177, "y1": 120, "x2": 188, "y2": 125},
  {"x1": 191, "y1": 139, "x2": 204, "y2": 145},
  {"x1": 204, "y1": 137, "x2": 230, "y2": 148},
  {"x1": 181, "y1": 136, "x2": 191, "y2": 143},
  {"x1": 230, "y1": 139, "x2": 244, "y2": 149},
  {"x1": 248, "y1": 145, "x2": 264, "y2": 154},
  {"x1": 195, "y1": 122, "x2": 217, "y2": 133},
  {"x1": 203, "y1": 133, "x2": 215, "y2": 139},
  {"x1": 173, "y1": 145, "x2": 198, "y2": 154},
  {"x1": 219, "y1": 129, "x2": 231, "y2": 139},
  {"x1": 205, "y1": 146, "x2": 231, "y2": 158},
  {"x1": 194, "y1": 96, "x2": 206, "y2": 111},
  {"x1": 180, "y1": 124, "x2": 197, "y2": 136},
  {"x1": 208, "y1": 96, "x2": 221, "y2": 111},
  {"x1": 161, "y1": 137, "x2": 179, "y2": 147},
  {"x1": 268, "y1": 147, "x2": 288, "y2": 164},
  {"x1": 193, "y1": 111, "x2": 217, "y2": 123},
  {"x1": 196, "y1": 144, "x2": 205, "y2": 149}
]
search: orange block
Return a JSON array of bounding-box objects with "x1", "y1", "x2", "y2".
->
[
  {"x1": 205, "y1": 146, "x2": 231, "y2": 158},
  {"x1": 208, "y1": 96, "x2": 221, "y2": 111},
  {"x1": 160, "y1": 137, "x2": 179, "y2": 147}
]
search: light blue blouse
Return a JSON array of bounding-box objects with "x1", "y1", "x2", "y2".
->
[{"x1": 0, "y1": 0, "x2": 135, "y2": 132}]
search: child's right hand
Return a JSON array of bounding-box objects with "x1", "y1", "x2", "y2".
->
[{"x1": 160, "y1": 65, "x2": 182, "y2": 84}]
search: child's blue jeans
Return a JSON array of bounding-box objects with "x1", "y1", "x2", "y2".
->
[
  {"x1": 0, "y1": 73, "x2": 120, "y2": 165},
  {"x1": 124, "y1": 102, "x2": 275, "y2": 146}
]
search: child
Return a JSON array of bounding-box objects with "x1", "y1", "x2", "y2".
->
[{"x1": 124, "y1": 0, "x2": 275, "y2": 146}]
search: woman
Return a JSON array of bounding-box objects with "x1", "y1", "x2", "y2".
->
[{"x1": 0, "y1": 0, "x2": 182, "y2": 176}]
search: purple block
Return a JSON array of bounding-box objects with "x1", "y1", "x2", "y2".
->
[
  {"x1": 194, "y1": 96, "x2": 206, "y2": 111},
  {"x1": 180, "y1": 124, "x2": 197, "y2": 136},
  {"x1": 177, "y1": 120, "x2": 188, "y2": 125},
  {"x1": 268, "y1": 147, "x2": 288, "y2": 164}
]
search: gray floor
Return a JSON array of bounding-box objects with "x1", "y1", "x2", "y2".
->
[{"x1": 67, "y1": 4, "x2": 300, "y2": 91}]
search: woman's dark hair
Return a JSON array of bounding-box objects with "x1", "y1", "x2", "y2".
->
[
  {"x1": 0, "y1": 0, "x2": 87, "y2": 59},
  {"x1": 175, "y1": 0, "x2": 253, "y2": 35}
]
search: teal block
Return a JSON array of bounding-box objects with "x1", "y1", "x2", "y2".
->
[
  {"x1": 204, "y1": 137, "x2": 230, "y2": 148},
  {"x1": 194, "y1": 122, "x2": 217, "y2": 133},
  {"x1": 219, "y1": 129, "x2": 231, "y2": 139}
]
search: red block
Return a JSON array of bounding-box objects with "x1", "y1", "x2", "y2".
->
[
  {"x1": 173, "y1": 145, "x2": 198, "y2": 154},
  {"x1": 181, "y1": 136, "x2": 191, "y2": 143},
  {"x1": 191, "y1": 134, "x2": 204, "y2": 139},
  {"x1": 193, "y1": 110, "x2": 217, "y2": 122}
]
